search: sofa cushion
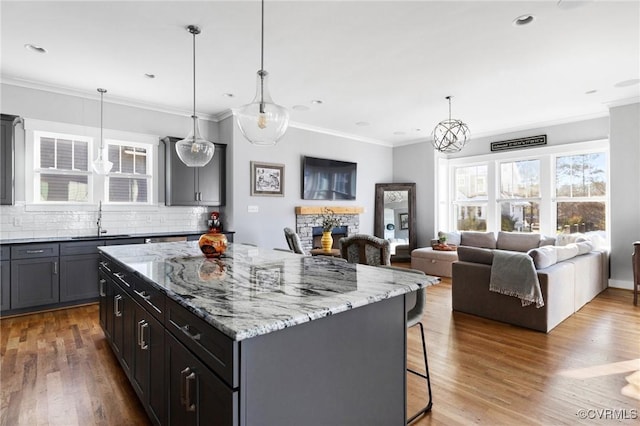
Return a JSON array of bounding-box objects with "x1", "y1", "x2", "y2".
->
[
  {"x1": 496, "y1": 231, "x2": 542, "y2": 252},
  {"x1": 528, "y1": 246, "x2": 558, "y2": 269},
  {"x1": 556, "y1": 243, "x2": 580, "y2": 262},
  {"x1": 556, "y1": 233, "x2": 586, "y2": 246},
  {"x1": 576, "y1": 240, "x2": 594, "y2": 255},
  {"x1": 437, "y1": 230, "x2": 461, "y2": 246},
  {"x1": 460, "y1": 231, "x2": 497, "y2": 249},
  {"x1": 539, "y1": 235, "x2": 556, "y2": 247},
  {"x1": 457, "y1": 246, "x2": 494, "y2": 265}
]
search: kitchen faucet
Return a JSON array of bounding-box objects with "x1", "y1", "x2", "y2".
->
[{"x1": 97, "y1": 200, "x2": 108, "y2": 236}]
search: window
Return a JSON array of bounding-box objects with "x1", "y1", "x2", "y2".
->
[
  {"x1": 499, "y1": 160, "x2": 540, "y2": 233},
  {"x1": 453, "y1": 165, "x2": 488, "y2": 230},
  {"x1": 555, "y1": 152, "x2": 607, "y2": 233},
  {"x1": 34, "y1": 132, "x2": 91, "y2": 202},
  {"x1": 106, "y1": 141, "x2": 152, "y2": 204},
  {"x1": 442, "y1": 140, "x2": 608, "y2": 241}
]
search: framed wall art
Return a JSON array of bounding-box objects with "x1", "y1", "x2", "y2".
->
[
  {"x1": 250, "y1": 161, "x2": 285, "y2": 197},
  {"x1": 399, "y1": 213, "x2": 409, "y2": 230}
]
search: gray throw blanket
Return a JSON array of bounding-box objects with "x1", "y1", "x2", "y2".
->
[{"x1": 489, "y1": 250, "x2": 544, "y2": 308}]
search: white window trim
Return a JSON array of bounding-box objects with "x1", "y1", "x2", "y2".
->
[
  {"x1": 440, "y1": 139, "x2": 610, "y2": 238},
  {"x1": 104, "y1": 138, "x2": 154, "y2": 205},
  {"x1": 23, "y1": 117, "x2": 160, "y2": 210}
]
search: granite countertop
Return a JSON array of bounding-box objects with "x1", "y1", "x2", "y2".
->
[
  {"x1": 98, "y1": 241, "x2": 440, "y2": 341},
  {"x1": 0, "y1": 230, "x2": 234, "y2": 245}
]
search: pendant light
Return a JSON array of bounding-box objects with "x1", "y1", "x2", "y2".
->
[
  {"x1": 432, "y1": 96, "x2": 470, "y2": 154},
  {"x1": 236, "y1": 0, "x2": 289, "y2": 145},
  {"x1": 92, "y1": 88, "x2": 113, "y2": 175},
  {"x1": 175, "y1": 25, "x2": 215, "y2": 167}
]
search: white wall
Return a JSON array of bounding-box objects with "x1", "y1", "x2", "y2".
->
[
  {"x1": 227, "y1": 116, "x2": 393, "y2": 249},
  {"x1": 1, "y1": 83, "x2": 393, "y2": 246},
  {"x1": 609, "y1": 102, "x2": 640, "y2": 289}
]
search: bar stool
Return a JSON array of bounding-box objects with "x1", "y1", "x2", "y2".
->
[{"x1": 379, "y1": 265, "x2": 433, "y2": 423}]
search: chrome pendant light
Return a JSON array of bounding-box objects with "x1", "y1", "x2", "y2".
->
[
  {"x1": 236, "y1": 0, "x2": 289, "y2": 145},
  {"x1": 92, "y1": 88, "x2": 113, "y2": 175},
  {"x1": 176, "y1": 25, "x2": 215, "y2": 167},
  {"x1": 432, "y1": 96, "x2": 470, "y2": 154}
]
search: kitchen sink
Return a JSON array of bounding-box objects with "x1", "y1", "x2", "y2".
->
[{"x1": 71, "y1": 234, "x2": 131, "y2": 240}]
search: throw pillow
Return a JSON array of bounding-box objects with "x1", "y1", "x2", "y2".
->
[
  {"x1": 576, "y1": 240, "x2": 593, "y2": 255},
  {"x1": 528, "y1": 246, "x2": 558, "y2": 269},
  {"x1": 438, "y1": 230, "x2": 461, "y2": 246},
  {"x1": 496, "y1": 231, "x2": 542, "y2": 252},
  {"x1": 460, "y1": 231, "x2": 497, "y2": 249},
  {"x1": 556, "y1": 233, "x2": 585, "y2": 246},
  {"x1": 539, "y1": 235, "x2": 556, "y2": 247},
  {"x1": 556, "y1": 243, "x2": 580, "y2": 261}
]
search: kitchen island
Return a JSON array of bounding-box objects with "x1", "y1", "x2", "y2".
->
[{"x1": 98, "y1": 241, "x2": 439, "y2": 426}]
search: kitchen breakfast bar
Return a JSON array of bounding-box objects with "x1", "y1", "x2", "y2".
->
[{"x1": 98, "y1": 241, "x2": 439, "y2": 425}]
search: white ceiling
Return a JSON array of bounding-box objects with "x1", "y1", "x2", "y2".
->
[{"x1": 1, "y1": 0, "x2": 639, "y2": 147}]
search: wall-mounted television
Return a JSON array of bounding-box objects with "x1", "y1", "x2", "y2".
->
[{"x1": 302, "y1": 156, "x2": 357, "y2": 200}]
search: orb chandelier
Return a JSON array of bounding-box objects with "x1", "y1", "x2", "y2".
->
[
  {"x1": 432, "y1": 96, "x2": 470, "y2": 154},
  {"x1": 175, "y1": 25, "x2": 215, "y2": 167},
  {"x1": 236, "y1": 0, "x2": 289, "y2": 145},
  {"x1": 92, "y1": 88, "x2": 113, "y2": 175}
]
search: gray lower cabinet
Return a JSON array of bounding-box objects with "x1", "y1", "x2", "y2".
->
[
  {"x1": 166, "y1": 331, "x2": 237, "y2": 426},
  {"x1": 163, "y1": 137, "x2": 226, "y2": 207},
  {"x1": 59, "y1": 241, "x2": 103, "y2": 302},
  {"x1": 10, "y1": 244, "x2": 59, "y2": 309},
  {"x1": 1, "y1": 246, "x2": 10, "y2": 312}
]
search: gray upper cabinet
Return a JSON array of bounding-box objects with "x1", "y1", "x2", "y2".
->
[
  {"x1": 1, "y1": 114, "x2": 18, "y2": 205},
  {"x1": 162, "y1": 136, "x2": 226, "y2": 207}
]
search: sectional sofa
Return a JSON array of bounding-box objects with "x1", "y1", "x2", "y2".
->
[{"x1": 449, "y1": 231, "x2": 608, "y2": 332}]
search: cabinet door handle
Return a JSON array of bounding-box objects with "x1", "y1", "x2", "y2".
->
[
  {"x1": 99, "y1": 279, "x2": 106, "y2": 297},
  {"x1": 138, "y1": 320, "x2": 149, "y2": 350},
  {"x1": 114, "y1": 272, "x2": 130, "y2": 287},
  {"x1": 26, "y1": 249, "x2": 45, "y2": 254},
  {"x1": 180, "y1": 367, "x2": 190, "y2": 407},
  {"x1": 195, "y1": 192, "x2": 198, "y2": 201},
  {"x1": 185, "y1": 370, "x2": 196, "y2": 412},
  {"x1": 133, "y1": 289, "x2": 150, "y2": 301},
  {"x1": 99, "y1": 261, "x2": 112, "y2": 272},
  {"x1": 181, "y1": 324, "x2": 201, "y2": 341},
  {"x1": 52, "y1": 261, "x2": 58, "y2": 275},
  {"x1": 114, "y1": 295, "x2": 122, "y2": 317}
]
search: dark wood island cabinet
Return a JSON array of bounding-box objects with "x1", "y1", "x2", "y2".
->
[{"x1": 98, "y1": 241, "x2": 438, "y2": 426}]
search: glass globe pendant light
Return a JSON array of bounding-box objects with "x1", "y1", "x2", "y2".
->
[
  {"x1": 92, "y1": 88, "x2": 113, "y2": 175},
  {"x1": 432, "y1": 96, "x2": 470, "y2": 154},
  {"x1": 176, "y1": 25, "x2": 215, "y2": 167},
  {"x1": 236, "y1": 0, "x2": 289, "y2": 145}
]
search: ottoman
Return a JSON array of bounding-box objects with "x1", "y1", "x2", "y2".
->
[{"x1": 411, "y1": 247, "x2": 458, "y2": 278}]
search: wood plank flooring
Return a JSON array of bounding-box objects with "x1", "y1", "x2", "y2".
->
[{"x1": 1, "y1": 280, "x2": 639, "y2": 425}]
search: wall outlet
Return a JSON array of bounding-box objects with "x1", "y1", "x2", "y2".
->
[{"x1": 248, "y1": 205, "x2": 259, "y2": 213}]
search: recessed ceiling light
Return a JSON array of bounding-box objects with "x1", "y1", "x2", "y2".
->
[
  {"x1": 513, "y1": 15, "x2": 535, "y2": 26},
  {"x1": 311, "y1": 100, "x2": 323, "y2": 105},
  {"x1": 585, "y1": 89, "x2": 598, "y2": 95},
  {"x1": 144, "y1": 73, "x2": 156, "y2": 79},
  {"x1": 223, "y1": 93, "x2": 235, "y2": 97},
  {"x1": 24, "y1": 43, "x2": 47, "y2": 54},
  {"x1": 292, "y1": 105, "x2": 310, "y2": 111},
  {"x1": 614, "y1": 79, "x2": 640, "y2": 88},
  {"x1": 355, "y1": 121, "x2": 370, "y2": 127}
]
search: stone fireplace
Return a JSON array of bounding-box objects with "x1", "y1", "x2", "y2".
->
[{"x1": 295, "y1": 206, "x2": 364, "y2": 253}]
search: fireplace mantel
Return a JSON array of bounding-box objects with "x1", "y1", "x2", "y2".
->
[
  {"x1": 295, "y1": 206, "x2": 363, "y2": 252},
  {"x1": 295, "y1": 206, "x2": 364, "y2": 215}
]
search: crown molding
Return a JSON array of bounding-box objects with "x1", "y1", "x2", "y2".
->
[{"x1": 1, "y1": 76, "x2": 220, "y2": 121}]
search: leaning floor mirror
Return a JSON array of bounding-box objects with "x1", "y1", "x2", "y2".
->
[{"x1": 374, "y1": 183, "x2": 416, "y2": 262}]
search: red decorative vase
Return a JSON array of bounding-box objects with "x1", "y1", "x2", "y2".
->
[{"x1": 198, "y1": 232, "x2": 228, "y2": 258}]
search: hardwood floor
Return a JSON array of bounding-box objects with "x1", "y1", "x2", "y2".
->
[{"x1": 1, "y1": 281, "x2": 639, "y2": 425}]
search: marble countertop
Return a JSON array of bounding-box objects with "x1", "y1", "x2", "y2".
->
[{"x1": 98, "y1": 241, "x2": 439, "y2": 341}]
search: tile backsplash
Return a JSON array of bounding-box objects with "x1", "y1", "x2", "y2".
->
[{"x1": 0, "y1": 203, "x2": 215, "y2": 240}]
